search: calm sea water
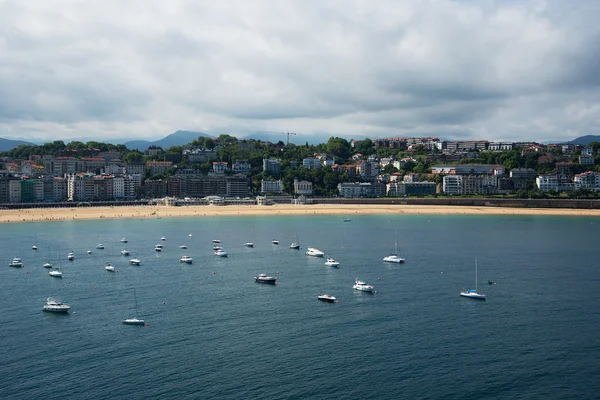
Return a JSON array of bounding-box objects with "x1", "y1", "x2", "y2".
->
[{"x1": 1, "y1": 213, "x2": 599, "y2": 399}]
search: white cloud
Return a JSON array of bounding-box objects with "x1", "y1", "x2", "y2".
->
[{"x1": 1, "y1": 0, "x2": 599, "y2": 143}]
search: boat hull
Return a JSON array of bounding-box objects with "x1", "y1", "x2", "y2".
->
[
  {"x1": 255, "y1": 278, "x2": 277, "y2": 284},
  {"x1": 318, "y1": 297, "x2": 336, "y2": 303},
  {"x1": 122, "y1": 319, "x2": 145, "y2": 325},
  {"x1": 43, "y1": 306, "x2": 70, "y2": 313},
  {"x1": 460, "y1": 292, "x2": 486, "y2": 300}
]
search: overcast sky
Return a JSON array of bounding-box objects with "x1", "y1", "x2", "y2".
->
[{"x1": 1, "y1": 0, "x2": 599, "y2": 143}]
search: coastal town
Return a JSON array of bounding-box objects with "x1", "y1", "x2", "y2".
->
[{"x1": 1, "y1": 135, "x2": 599, "y2": 205}]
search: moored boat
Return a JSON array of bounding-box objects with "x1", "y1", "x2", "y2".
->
[
  {"x1": 318, "y1": 294, "x2": 337, "y2": 303},
  {"x1": 130, "y1": 258, "x2": 141, "y2": 266},
  {"x1": 272, "y1": 239, "x2": 279, "y2": 245},
  {"x1": 105, "y1": 263, "x2": 115, "y2": 272},
  {"x1": 9, "y1": 257, "x2": 24, "y2": 268},
  {"x1": 180, "y1": 255, "x2": 194, "y2": 263},
  {"x1": 353, "y1": 279, "x2": 375, "y2": 292},
  {"x1": 67, "y1": 252, "x2": 75, "y2": 261},
  {"x1": 245, "y1": 242, "x2": 254, "y2": 248},
  {"x1": 255, "y1": 273, "x2": 277, "y2": 284},
  {"x1": 43, "y1": 262, "x2": 53, "y2": 268},
  {"x1": 43, "y1": 297, "x2": 71, "y2": 313},
  {"x1": 121, "y1": 249, "x2": 130, "y2": 256},
  {"x1": 324, "y1": 258, "x2": 340, "y2": 267},
  {"x1": 460, "y1": 259, "x2": 486, "y2": 300},
  {"x1": 49, "y1": 270, "x2": 63, "y2": 278},
  {"x1": 306, "y1": 247, "x2": 325, "y2": 257},
  {"x1": 214, "y1": 249, "x2": 228, "y2": 257}
]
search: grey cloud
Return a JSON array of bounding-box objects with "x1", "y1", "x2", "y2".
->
[{"x1": 1, "y1": 0, "x2": 599, "y2": 143}]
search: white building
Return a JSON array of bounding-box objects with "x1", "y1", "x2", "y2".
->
[
  {"x1": 302, "y1": 157, "x2": 322, "y2": 169},
  {"x1": 574, "y1": 171, "x2": 600, "y2": 191},
  {"x1": 113, "y1": 176, "x2": 125, "y2": 199},
  {"x1": 212, "y1": 162, "x2": 228, "y2": 174},
  {"x1": 536, "y1": 174, "x2": 575, "y2": 192},
  {"x1": 443, "y1": 175, "x2": 463, "y2": 195},
  {"x1": 579, "y1": 155, "x2": 595, "y2": 165},
  {"x1": 261, "y1": 179, "x2": 283, "y2": 194},
  {"x1": 232, "y1": 160, "x2": 251, "y2": 174},
  {"x1": 293, "y1": 179, "x2": 313, "y2": 195}
]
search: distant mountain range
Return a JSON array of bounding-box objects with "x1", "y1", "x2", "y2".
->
[
  {"x1": 0, "y1": 137, "x2": 36, "y2": 151},
  {"x1": 123, "y1": 130, "x2": 213, "y2": 151},
  {"x1": 568, "y1": 135, "x2": 600, "y2": 146}
]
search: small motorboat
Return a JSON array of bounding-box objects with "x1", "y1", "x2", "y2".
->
[
  {"x1": 179, "y1": 245, "x2": 188, "y2": 249},
  {"x1": 123, "y1": 318, "x2": 145, "y2": 325},
  {"x1": 324, "y1": 258, "x2": 340, "y2": 267},
  {"x1": 255, "y1": 274, "x2": 277, "y2": 284},
  {"x1": 105, "y1": 263, "x2": 115, "y2": 272},
  {"x1": 318, "y1": 294, "x2": 337, "y2": 303},
  {"x1": 189, "y1": 234, "x2": 193, "y2": 237},
  {"x1": 32, "y1": 245, "x2": 38, "y2": 250},
  {"x1": 120, "y1": 238, "x2": 128, "y2": 243},
  {"x1": 43, "y1": 262, "x2": 53, "y2": 268},
  {"x1": 213, "y1": 245, "x2": 222, "y2": 250},
  {"x1": 96, "y1": 244, "x2": 105, "y2": 250},
  {"x1": 244, "y1": 242, "x2": 254, "y2": 248},
  {"x1": 214, "y1": 249, "x2": 228, "y2": 257},
  {"x1": 130, "y1": 258, "x2": 141, "y2": 266},
  {"x1": 353, "y1": 279, "x2": 375, "y2": 292},
  {"x1": 87, "y1": 250, "x2": 92, "y2": 254},
  {"x1": 306, "y1": 247, "x2": 325, "y2": 257},
  {"x1": 272, "y1": 240, "x2": 279, "y2": 245},
  {"x1": 342, "y1": 218, "x2": 351, "y2": 222},
  {"x1": 180, "y1": 255, "x2": 194, "y2": 264},
  {"x1": 121, "y1": 249, "x2": 130, "y2": 256},
  {"x1": 43, "y1": 297, "x2": 70, "y2": 313},
  {"x1": 49, "y1": 270, "x2": 63, "y2": 278},
  {"x1": 161, "y1": 237, "x2": 166, "y2": 241},
  {"x1": 9, "y1": 257, "x2": 24, "y2": 268},
  {"x1": 67, "y1": 252, "x2": 75, "y2": 261},
  {"x1": 212, "y1": 239, "x2": 221, "y2": 243},
  {"x1": 154, "y1": 247, "x2": 162, "y2": 252}
]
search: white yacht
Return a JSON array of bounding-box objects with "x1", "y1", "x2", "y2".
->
[
  {"x1": 460, "y1": 259, "x2": 486, "y2": 300},
  {"x1": 121, "y1": 249, "x2": 130, "y2": 256},
  {"x1": 306, "y1": 247, "x2": 325, "y2": 257},
  {"x1": 212, "y1": 239, "x2": 221, "y2": 243},
  {"x1": 290, "y1": 233, "x2": 300, "y2": 249},
  {"x1": 43, "y1": 297, "x2": 71, "y2": 313},
  {"x1": 43, "y1": 262, "x2": 53, "y2": 268},
  {"x1": 188, "y1": 233, "x2": 193, "y2": 237},
  {"x1": 67, "y1": 252, "x2": 75, "y2": 261},
  {"x1": 105, "y1": 263, "x2": 115, "y2": 272},
  {"x1": 214, "y1": 249, "x2": 228, "y2": 257},
  {"x1": 161, "y1": 237, "x2": 166, "y2": 241},
  {"x1": 154, "y1": 244, "x2": 163, "y2": 252},
  {"x1": 180, "y1": 255, "x2": 194, "y2": 263},
  {"x1": 213, "y1": 245, "x2": 223, "y2": 250},
  {"x1": 49, "y1": 270, "x2": 63, "y2": 278},
  {"x1": 272, "y1": 239, "x2": 279, "y2": 245},
  {"x1": 32, "y1": 245, "x2": 38, "y2": 250},
  {"x1": 245, "y1": 242, "x2": 254, "y2": 248},
  {"x1": 9, "y1": 257, "x2": 23, "y2": 268},
  {"x1": 317, "y1": 294, "x2": 337, "y2": 303},
  {"x1": 123, "y1": 318, "x2": 145, "y2": 325},
  {"x1": 324, "y1": 258, "x2": 340, "y2": 267},
  {"x1": 179, "y1": 245, "x2": 187, "y2": 249},
  {"x1": 87, "y1": 250, "x2": 92, "y2": 254},
  {"x1": 120, "y1": 238, "x2": 128, "y2": 243},
  {"x1": 383, "y1": 230, "x2": 405, "y2": 264},
  {"x1": 383, "y1": 254, "x2": 405, "y2": 263},
  {"x1": 123, "y1": 288, "x2": 145, "y2": 325},
  {"x1": 353, "y1": 279, "x2": 375, "y2": 292},
  {"x1": 130, "y1": 258, "x2": 141, "y2": 266},
  {"x1": 255, "y1": 274, "x2": 277, "y2": 284},
  {"x1": 96, "y1": 244, "x2": 105, "y2": 249}
]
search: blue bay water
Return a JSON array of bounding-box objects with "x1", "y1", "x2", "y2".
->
[{"x1": 1, "y1": 214, "x2": 599, "y2": 399}]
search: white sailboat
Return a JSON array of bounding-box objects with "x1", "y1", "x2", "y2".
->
[
  {"x1": 123, "y1": 288, "x2": 145, "y2": 325},
  {"x1": 383, "y1": 230, "x2": 405, "y2": 264},
  {"x1": 290, "y1": 233, "x2": 300, "y2": 250},
  {"x1": 460, "y1": 259, "x2": 486, "y2": 300}
]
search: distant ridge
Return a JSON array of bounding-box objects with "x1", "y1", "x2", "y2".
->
[
  {"x1": 0, "y1": 137, "x2": 37, "y2": 151},
  {"x1": 569, "y1": 135, "x2": 600, "y2": 146},
  {"x1": 123, "y1": 130, "x2": 212, "y2": 150}
]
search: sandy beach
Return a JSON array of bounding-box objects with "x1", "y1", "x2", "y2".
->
[{"x1": 1, "y1": 204, "x2": 600, "y2": 223}]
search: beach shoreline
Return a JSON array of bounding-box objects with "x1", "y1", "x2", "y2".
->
[{"x1": 1, "y1": 203, "x2": 600, "y2": 223}]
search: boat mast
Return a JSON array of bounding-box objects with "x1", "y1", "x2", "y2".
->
[
  {"x1": 475, "y1": 258, "x2": 478, "y2": 291},
  {"x1": 134, "y1": 288, "x2": 138, "y2": 317}
]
